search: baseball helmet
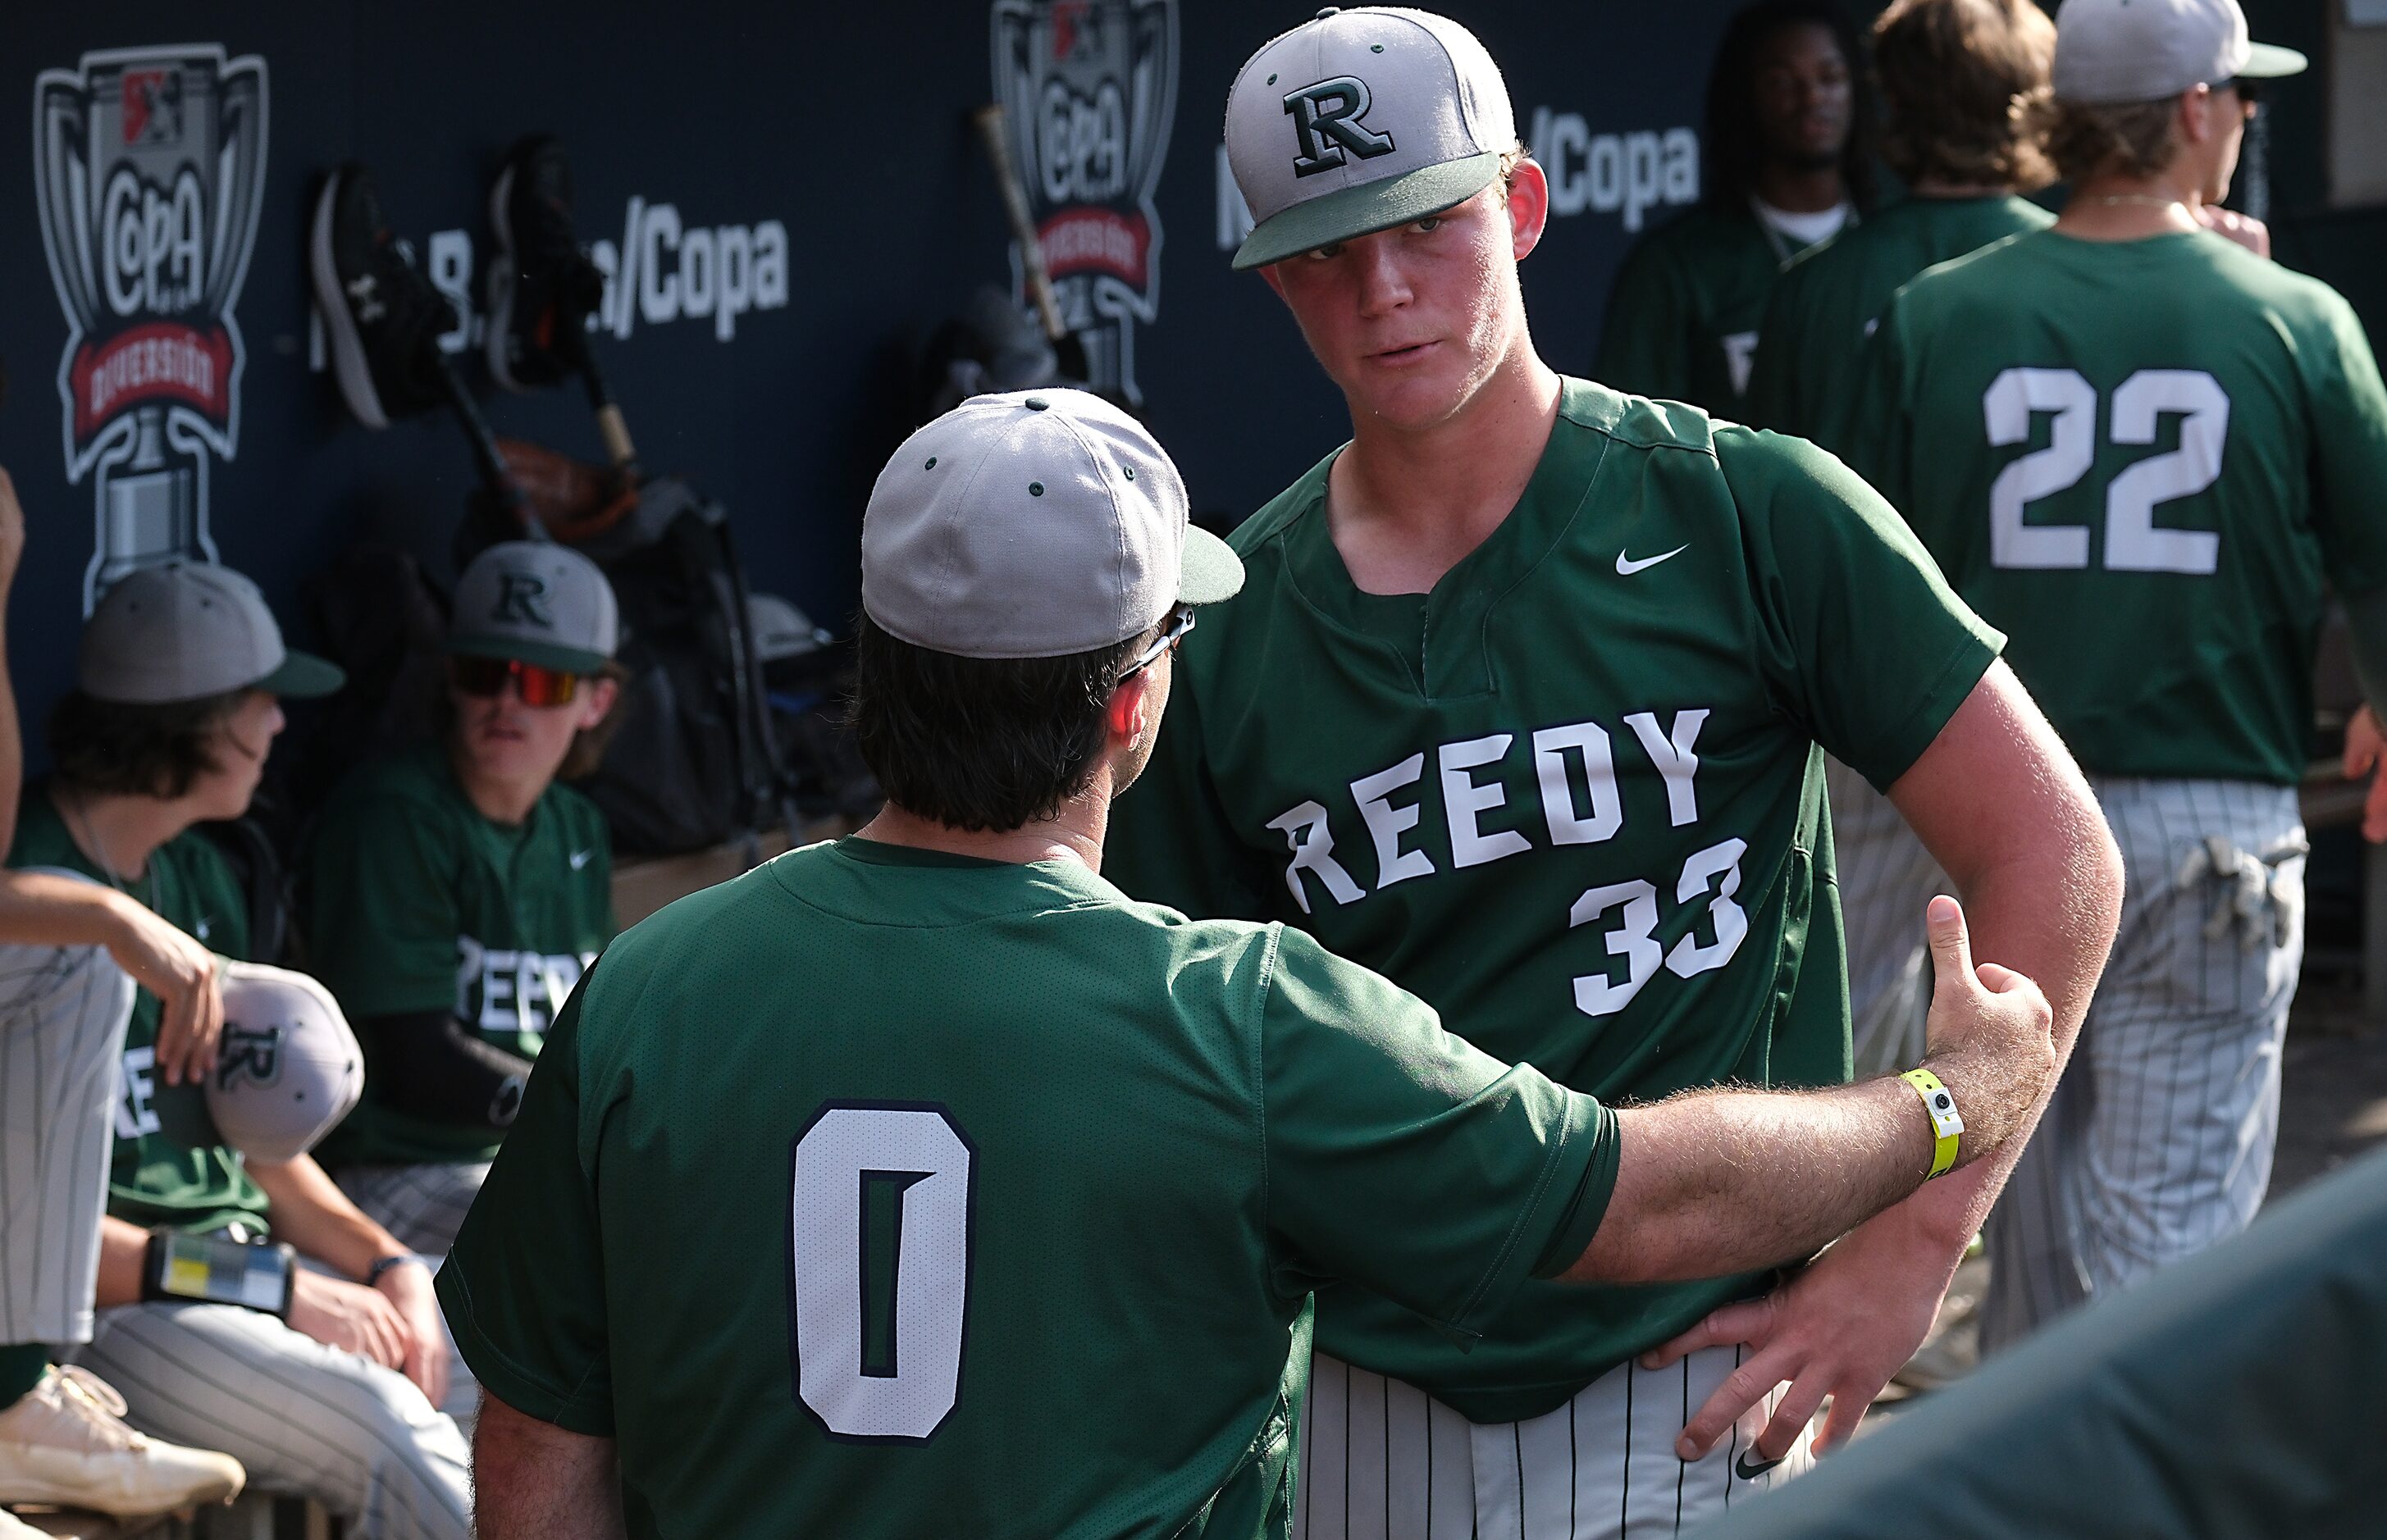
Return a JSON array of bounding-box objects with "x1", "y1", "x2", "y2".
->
[{"x1": 205, "y1": 963, "x2": 364, "y2": 1164}]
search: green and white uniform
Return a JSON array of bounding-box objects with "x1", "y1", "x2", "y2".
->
[
  {"x1": 1108, "y1": 377, "x2": 2001, "y2": 1535},
  {"x1": 1849, "y1": 227, "x2": 2387, "y2": 1346},
  {"x1": 311, "y1": 745, "x2": 614, "y2": 1254},
  {"x1": 1595, "y1": 203, "x2": 1841, "y2": 415},
  {"x1": 439, "y1": 839, "x2": 1618, "y2": 1538},
  {"x1": 1743, "y1": 194, "x2": 2056, "y2": 1079}
]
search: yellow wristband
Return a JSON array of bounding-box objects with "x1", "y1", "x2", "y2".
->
[{"x1": 1901, "y1": 1068, "x2": 1964, "y2": 1179}]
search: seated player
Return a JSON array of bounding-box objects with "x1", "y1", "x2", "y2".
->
[
  {"x1": 310, "y1": 542, "x2": 619, "y2": 1257},
  {"x1": 5, "y1": 563, "x2": 469, "y2": 1539},
  {"x1": 0, "y1": 477, "x2": 248, "y2": 1531},
  {"x1": 442, "y1": 391, "x2": 2059, "y2": 1537}
]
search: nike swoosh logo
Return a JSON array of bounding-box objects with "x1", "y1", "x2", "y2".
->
[
  {"x1": 569, "y1": 850, "x2": 594, "y2": 870},
  {"x1": 1615, "y1": 544, "x2": 1690, "y2": 576},
  {"x1": 1735, "y1": 1451, "x2": 1785, "y2": 1481}
]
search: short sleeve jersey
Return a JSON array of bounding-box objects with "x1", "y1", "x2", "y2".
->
[
  {"x1": 1745, "y1": 194, "x2": 2054, "y2": 453},
  {"x1": 1106, "y1": 377, "x2": 2003, "y2": 1422},
  {"x1": 9, "y1": 789, "x2": 265, "y2": 1234},
  {"x1": 1848, "y1": 229, "x2": 2387, "y2": 783},
  {"x1": 309, "y1": 745, "x2": 615, "y2": 1168},
  {"x1": 1595, "y1": 203, "x2": 1823, "y2": 414},
  {"x1": 438, "y1": 840, "x2": 1617, "y2": 1538}
]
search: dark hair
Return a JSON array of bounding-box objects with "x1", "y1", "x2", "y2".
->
[
  {"x1": 850, "y1": 614, "x2": 1149, "y2": 833},
  {"x1": 49, "y1": 687, "x2": 249, "y2": 800},
  {"x1": 1874, "y1": 0, "x2": 2056, "y2": 191},
  {"x1": 1704, "y1": 0, "x2": 1880, "y2": 213}
]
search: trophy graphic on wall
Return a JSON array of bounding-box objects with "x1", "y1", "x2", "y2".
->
[{"x1": 33, "y1": 44, "x2": 269, "y2": 613}]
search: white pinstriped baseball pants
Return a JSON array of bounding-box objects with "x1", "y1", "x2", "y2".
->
[
  {"x1": 1979, "y1": 777, "x2": 2303, "y2": 1353},
  {"x1": 0, "y1": 889, "x2": 139, "y2": 1350},
  {"x1": 1823, "y1": 758, "x2": 1945, "y2": 1081},
  {"x1": 1292, "y1": 1348, "x2": 1813, "y2": 1539}
]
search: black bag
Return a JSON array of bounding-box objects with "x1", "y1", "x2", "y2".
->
[{"x1": 559, "y1": 477, "x2": 795, "y2": 856}]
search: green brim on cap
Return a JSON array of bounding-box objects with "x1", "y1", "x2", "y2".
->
[
  {"x1": 446, "y1": 635, "x2": 612, "y2": 677},
  {"x1": 254, "y1": 650, "x2": 346, "y2": 700},
  {"x1": 1180, "y1": 526, "x2": 1246, "y2": 606},
  {"x1": 2239, "y1": 41, "x2": 2308, "y2": 80},
  {"x1": 1232, "y1": 152, "x2": 1504, "y2": 271}
]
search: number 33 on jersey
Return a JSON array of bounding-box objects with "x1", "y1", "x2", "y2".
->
[{"x1": 1109, "y1": 378, "x2": 2006, "y2": 1109}]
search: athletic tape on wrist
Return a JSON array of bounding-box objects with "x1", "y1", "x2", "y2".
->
[{"x1": 1901, "y1": 1068, "x2": 1965, "y2": 1179}]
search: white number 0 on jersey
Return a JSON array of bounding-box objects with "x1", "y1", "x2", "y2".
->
[
  {"x1": 790, "y1": 1105, "x2": 974, "y2": 1442},
  {"x1": 1983, "y1": 367, "x2": 2229, "y2": 574}
]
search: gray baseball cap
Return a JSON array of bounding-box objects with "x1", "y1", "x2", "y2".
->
[
  {"x1": 2052, "y1": 0, "x2": 2307, "y2": 105},
  {"x1": 449, "y1": 541, "x2": 620, "y2": 676},
  {"x1": 1225, "y1": 7, "x2": 1515, "y2": 271},
  {"x1": 79, "y1": 563, "x2": 345, "y2": 705},
  {"x1": 861, "y1": 390, "x2": 1243, "y2": 659}
]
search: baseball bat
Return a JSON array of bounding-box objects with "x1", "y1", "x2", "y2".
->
[{"x1": 972, "y1": 104, "x2": 1070, "y2": 344}]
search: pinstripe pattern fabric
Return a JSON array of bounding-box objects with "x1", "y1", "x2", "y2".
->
[
  {"x1": 332, "y1": 1164, "x2": 491, "y2": 1258},
  {"x1": 73, "y1": 1302, "x2": 468, "y2": 1540},
  {"x1": 0, "y1": 909, "x2": 139, "y2": 1346},
  {"x1": 1293, "y1": 1347, "x2": 1813, "y2": 1539},
  {"x1": 1824, "y1": 758, "x2": 1944, "y2": 1081},
  {"x1": 1979, "y1": 777, "x2": 2303, "y2": 1354}
]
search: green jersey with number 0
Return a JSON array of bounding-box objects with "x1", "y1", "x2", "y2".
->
[
  {"x1": 1595, "y1": 203, "x2": 1826, "y2": 414},
  {"x1": 1746, "y1": 194, "x2": 2054, "y2": 453},
  {"x1": 309, "y1": 745, "x2": 615, "y2": 1168},
  {"x1": 440, "y1": 839, "x2": 1618, "y2": 1538},
  {"x1": 1107, "y1": 377, "x2": 2001, "y2": 1423},
  {"x1": 1848, "y1": 229, "x2": 2387, "y2": 783}
]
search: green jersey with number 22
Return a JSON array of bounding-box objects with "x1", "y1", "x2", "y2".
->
[
  {"x1": 1850, "y1": 229, "x2": 2387, "y2": 783},
  {"x1": 1107, "y1": 376, "x2": 2002, "y2": 1423}
]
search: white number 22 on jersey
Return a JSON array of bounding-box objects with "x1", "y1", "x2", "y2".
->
[
  {"x1": 1983, "y1": 367, "x2": 2229, "y2": 574},
  {"x1": 790, "y1": 1104, "x2": 974, "y2": 1442}
]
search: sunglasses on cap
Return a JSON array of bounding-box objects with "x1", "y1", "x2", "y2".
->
[
  {"x1": 450, "y1": 654, "x2": 584, "y2": 706},
  {"x1": 1116, "y1": 606, "x2": 1196, "y2": 682}
]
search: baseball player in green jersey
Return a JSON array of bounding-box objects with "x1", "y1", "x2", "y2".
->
[
  {"x1": 441, "y1": 390, "x2": 2058, "y2": 1539},
  {"x1": 0, "y1": 564, "x2": 473, "y2": 1538},
  {"x1": 1844, "y1": 0, "x2": 2380, "y2": 1351},
  {"x1": 311, "y1": 542, "x2": 620, "y2": 1257},
  {"x1": 1741, "y1": 0, "x2": 2059, "y2": 1082},
  {"x1": 1594, "y1": 0, "x2": 1876, "y2": 414},
  {"x1": 1106, "y1": 9, "x2": 2123, "y2": 1535}
]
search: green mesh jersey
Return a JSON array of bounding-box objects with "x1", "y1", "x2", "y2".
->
[
  {"x1": 1595, "y1": 203, "x2": 1828, "y2": 415},
  {"x1": 9, "y1": 790, "x2": 264, "y2": 1234},
  {"x1": 1106, "y1": 377, "x2": 2001, "y2": 1423},
  {"x1": 1847, "y1": 228, "x2": 2387, "y2": 784},
  {"x1": 308, "y1": 746, "x2": 614, "y2": 1168},
  {"x1": 439, "y1": 839, "x2": 1617, "y2": 1538},
  {"x1": 1745, "y1": 194, "x2": 2053, "y2": 453}
]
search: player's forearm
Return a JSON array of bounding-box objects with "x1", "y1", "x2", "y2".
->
[
  {"x1": 473, "y1": 1392, "x2": 626, "y2": 1540},
  {"x1": 0, "y1": 871, "x2": 144, "y2": 950},
  {"x1": 95, "y1": 1217, "x2": 153, "y2": 1308},
  {"x1": 1566, "y1": 1076, "x2": 1937, "y2": 1284},
  {"x1": 246, "y1": 1155, "x2": 408, "y2": 1276},
  {"x1": 361, "y1": 1009, "x2": 532, "y2": 1132}
]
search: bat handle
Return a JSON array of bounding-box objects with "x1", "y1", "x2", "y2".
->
[{"x1": 973, "y1": 105, "x2": 1071, "y2": 344}]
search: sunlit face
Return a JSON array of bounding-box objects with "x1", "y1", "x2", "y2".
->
[
  {"x1": 1260, "y1": 165, "x2": 1547, "y2": 432},
  {"x1": 2202, "y1": 82, "x2": 2257, "y2": 203},
  {"x1": 1751, "y1": 21, "x2": 1852, "y2": 171},
  {"x1": 450, "y1": 669, "x2": 617, "y2": 794},
  {"x1": 189, "y1": 690, "x2": 283, "y2": 821}
]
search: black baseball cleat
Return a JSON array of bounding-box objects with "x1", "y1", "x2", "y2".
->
[
  {"x1": 310, "y1": 163, "x2": 456, "y2": 430},
  {"x1": 484, "y1": 134, "x2": 605, "y2": 393}
]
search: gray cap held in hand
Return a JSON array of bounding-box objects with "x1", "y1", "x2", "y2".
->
[
  {"x1": 79, "y1": 563, "x2": 345, "y2": 705},
  {"x1": 449, "y1": 541, "x2": 620, "y2": 676},
  {"x1": 2052, "y1": 0, "x2": 2306, "y2": 106},
  {"x1": 1225, "y1": 7, "x2": 1515, "y2": 270},
  {"x1": 861, "y1": 390, "x2": 1243, "y2": 659}
]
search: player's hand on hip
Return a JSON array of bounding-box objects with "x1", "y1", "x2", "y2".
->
[
  {"x1": 108, "y1": 892, "x2": 223, "y2": 1087},
  {"x1": 2344, "y1": 706, "x2": 2387, "y2": 844},
  {"x1": 1641, "y1": 1204, "x2": 1956, "y2": 1464},
  {"x1": 289, "y1": 1269, "x2": 408, "y2": 1373},
  {"x1": 1915, "y1": 895, "x2": 2055, "y2": 1164},
  {"x1": 373, "y1": 1260, "x2": 450, "y2": 1406}
]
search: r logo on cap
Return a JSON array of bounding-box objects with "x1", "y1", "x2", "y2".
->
[
  {"x1": 493, "y1": 572, "x2": 555, "y2": 629},
  {"x1": 1286, "y1": 76, "x2": 1398, "y2": 176}
]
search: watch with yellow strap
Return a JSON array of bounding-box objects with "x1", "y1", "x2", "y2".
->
[{"x1": 1900, "y1": 1068, "x2": 1965, "y2": 1180}]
